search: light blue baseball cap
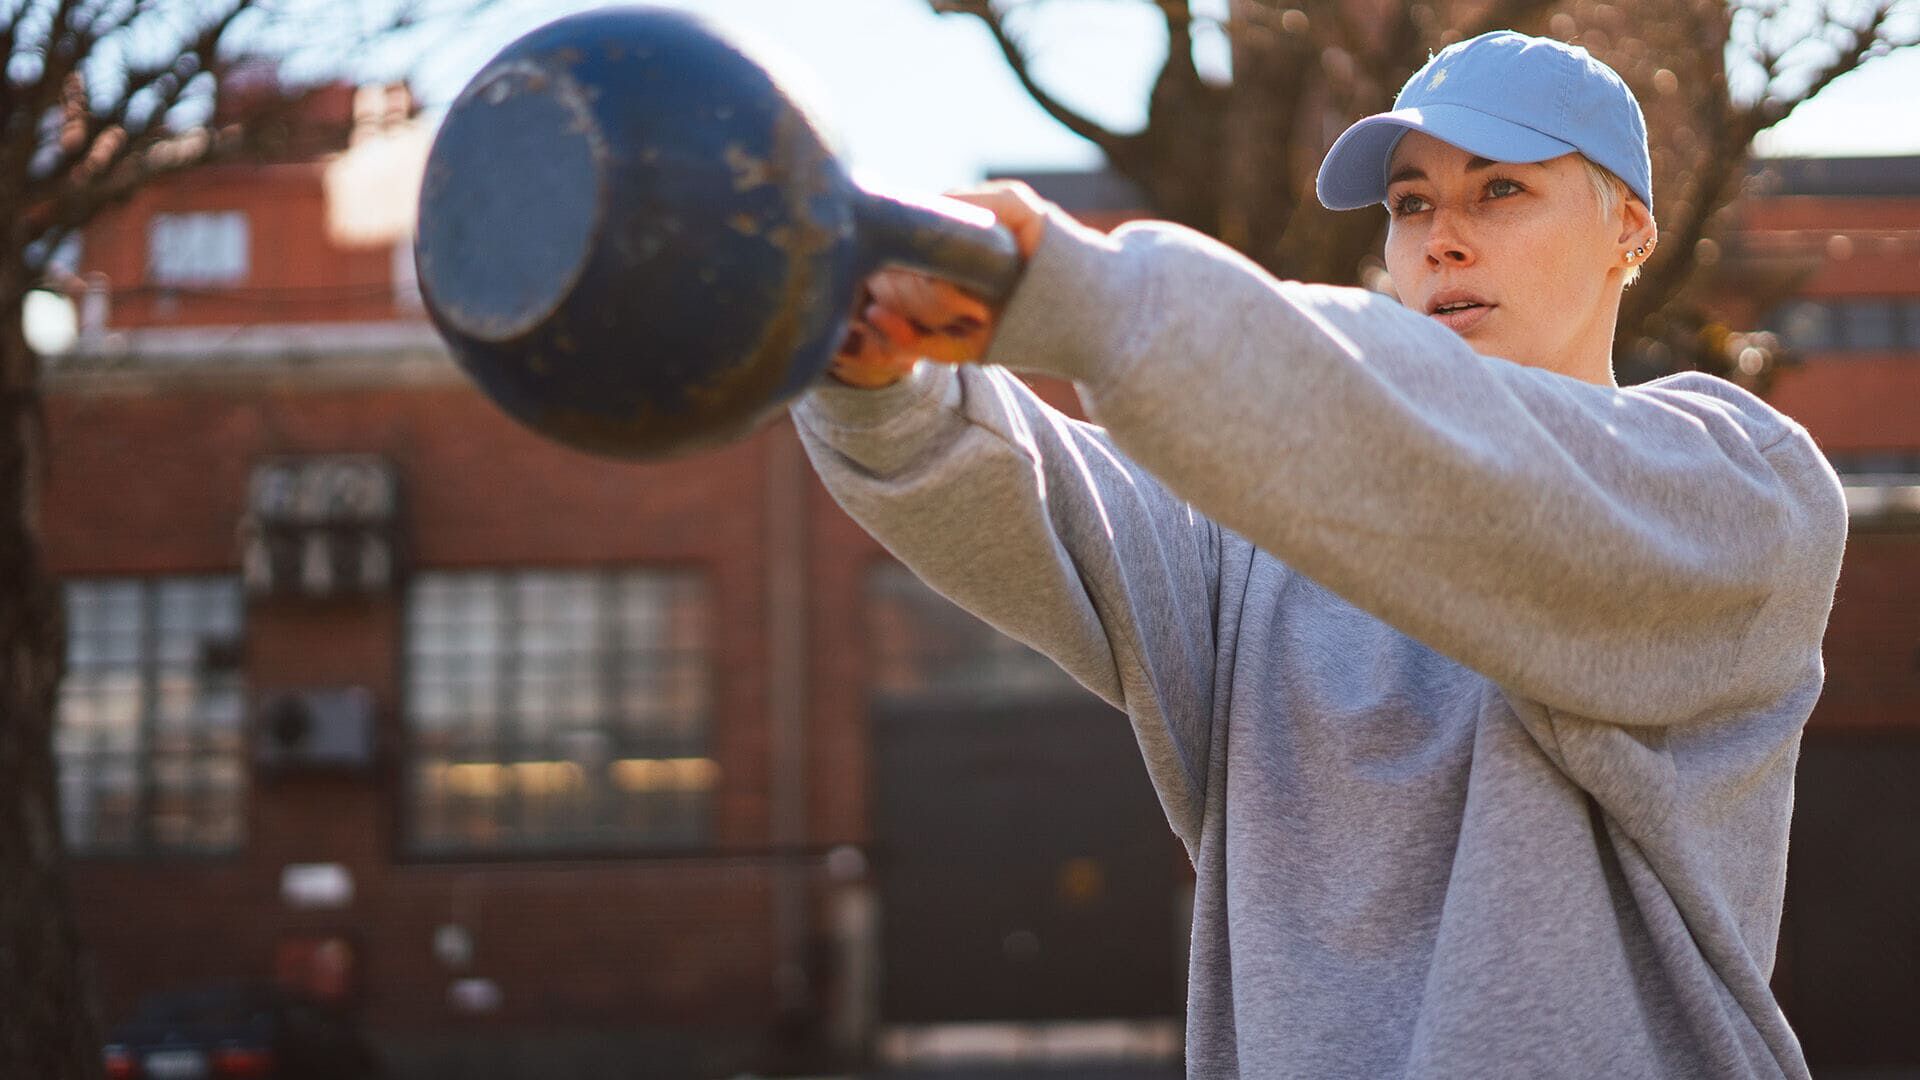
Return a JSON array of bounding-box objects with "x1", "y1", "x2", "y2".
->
[{"x1": 1316, "y1": 31, "x2": 1652, "y2": 213}]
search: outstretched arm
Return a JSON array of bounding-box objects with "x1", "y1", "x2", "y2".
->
[
  {"x1": 959, "y1": 209, "x2": 1846, "y2": 728},
  {"x1": 795, "y1": 362, "x2": 1228, "y2": 848}
]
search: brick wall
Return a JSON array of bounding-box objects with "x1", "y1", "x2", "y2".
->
[
  {"x1": 1812, "y1": 533, "x2": 1920, "y2": 731},
  {"x1": 1727, "y1": 188, "x2": 1920, "y2": 455},
  {"x1": 81, "y1": 162, "x2": 406, "y2": 330},
  {"x1": 46, "y1": 149, "x2": 1920, "y2": 1067},
  {"x1": 45, "y1": 372, "x2": 865, "y2": 1049}
]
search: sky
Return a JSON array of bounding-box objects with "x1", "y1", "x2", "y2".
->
[
  {"x1": 24, "y1": 0, "x2": 1920, "y2": 352},
  {"x1": 374, "y1": 0, "x2": 1920, "y2": 193}
]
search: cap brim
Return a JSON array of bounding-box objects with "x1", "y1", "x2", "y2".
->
[{"x1": 1316, "y1": 104, "x2": 1579, "y2": 211}]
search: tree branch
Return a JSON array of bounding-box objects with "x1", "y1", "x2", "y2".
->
[
  {"x1": 1631, "y1": 2, "x2": 1918, "y2": 337},
  {"x1": 0, "y1": 0, "x2": 90, "y2": 185},
  {"x1": 23, "y1": 0, "x2": 261, "y2": 263},
  {"x1": 1155, "y1": 0, "x2": 1199, "y2": 85},
  {"x1": 72, "y1": 0, "x2": 173, "y2": 47},
  {"x1": 23, "y1": 0, "x2": 88, "y2": 100},
  {"x1": 1473, "y1": 0, "x2": 1564, "y2": 38},
  {"x1": 1747, "y1": 3, "x2": 1913, "y2": 136},
  {"x1": 928, "y1": 0, "x2": 1133, "y2": 156},
  {"x1": 24, "y1": 2, "x2": 249, "y2": 201},
  {"x1": 1147, "y1": 0, "x2": 1220, "y2": 129}
]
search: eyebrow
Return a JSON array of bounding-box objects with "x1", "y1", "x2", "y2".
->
[{"x1": 1386, "y1": 156, "x2": 1499, "y2": 186}]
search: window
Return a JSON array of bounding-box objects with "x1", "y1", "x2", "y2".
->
[
  {"x1": 1843, "y1": 300, "x2": 1898, "y2": 351},
  {"x1": 1768, "y1": 299, "x2": 1920, "y2": 355},
  {"x1": 1830, "y1": 451, "x2": 1920, "y2": 476},
  {"x1": 404, "y1": 569, "x2": 713, "y2": 854},
  {"x1": 866, "y1": 561, "x2": 1087, "y2": 706},
  {"x1": 1769, "y1": 300, "x2": 1835, "y2": 353},
  {"x1": 147, "y1": 211, "x2": 249, "y2": 286},
  {"x1": 58, "y1": 578, "x2": 246, "y2": 854}
]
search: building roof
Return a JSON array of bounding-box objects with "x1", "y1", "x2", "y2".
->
[
  {"x1": 1751, "y1": 155, "x2": 1920, "y2": 198},
  {"x1": 1001, "y1": 157, "x2": 1920, "y2": 210},
  {"x1": 988, "y1": 168, "x2": 1149, "y2": 213}
]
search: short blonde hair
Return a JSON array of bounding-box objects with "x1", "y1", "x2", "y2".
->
[{"x1": 1580, "y1": 156, "x2": 1646, "y2": 286}]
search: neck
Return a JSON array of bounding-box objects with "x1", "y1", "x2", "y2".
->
[{"x1": 1558, "y1": 282, "x2": 1625, "y2": 387}]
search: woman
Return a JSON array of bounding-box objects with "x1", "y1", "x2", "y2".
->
[{"x1": 800, "y1": 30, "x2": 1844, "y2": 1079}]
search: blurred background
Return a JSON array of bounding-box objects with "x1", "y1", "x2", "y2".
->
[{"x1": 6, "y1": 0, "x2": 1919, "y2": 1077}]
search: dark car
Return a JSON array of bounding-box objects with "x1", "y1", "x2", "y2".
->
[{"x1": 103, "y1": 981, "x2": 383, "y2": 1080}]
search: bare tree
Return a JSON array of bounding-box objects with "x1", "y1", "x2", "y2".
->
[
  {"x1": 1, "y1": 2, "x2": 484, "y2": 1075},
  {"x1": 935, "y1": 0, "x2": 1919, "y2": 389}
]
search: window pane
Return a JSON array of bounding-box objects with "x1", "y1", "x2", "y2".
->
[
  {"x1": 615, "y1": 573, "x2": 709, "y2": 751},
  {"x1": 867, "y1": 561, "x2": 1085, "y2": 705},
  {"x1": 410, "y1": 758, "x2": 454, "y2": 848},
  {"x1": 56, "y1": 577, "x2": 244, "y2": 854},
  {"x1": 58, "y1": 762, "x2": 102, "y2": 848},
  {"x1": 55, "y1": 685, "x2": 94, "y2": 755},
  {"x1": 200, "y1": 686, "x2": 244, "y2": 753},
  {"x1": 513, "y1": 572, "x2": 603, "y2": 737},
  {"x1": 89, "y1": 757, "x2": 141, "y2": 850},
  {"x1": 94, "y1": 672, "x2": 142, "y2": 752},
  {"x1": 151, "y1": 756, "x2": 196, "y2": 848},
  {"x1": 1843, "y1": 300, "x2": 1897, "y2": 351},
  {"x1": 196, "y1": 775, "x2": 245, "y2": 849},
  {"x1": 148, "y1": 211, "x2": 250, "y2": 286},
  {"x1": 1769, "y1": 300, "x2": 1835, "y2": 353},
  {"x1": 406, "y1": 568, "x2": 712, "y2": 852}
]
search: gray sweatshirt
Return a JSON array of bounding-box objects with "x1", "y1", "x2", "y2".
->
[{"x1": 792, "y1": 212, "x2": 1847, "y2": 1078}]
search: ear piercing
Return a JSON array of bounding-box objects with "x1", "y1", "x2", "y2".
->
[{"x1": 1624, "y1": 239, "x2": 1656, "y2": 264}]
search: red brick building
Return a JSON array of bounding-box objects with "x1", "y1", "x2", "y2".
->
[
  {"x1": 40, "y1": 85, "x2": 1920, "y2": 1076},
  {"x1": 47, "y1": 91, "x2": 1184, "y2": 1078},
  {"x1": 1723, "y1": 156, "x2": 1920, "y2": 1075}
]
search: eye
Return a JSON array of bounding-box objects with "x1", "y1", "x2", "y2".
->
[
  {"x1": 1485, "y1": 177, "x2": 1524, "y2": 199},
  {"x1": 1388, "y1": 192, "x2": 1430, "y2": 217}
]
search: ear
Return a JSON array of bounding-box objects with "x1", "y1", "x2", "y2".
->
[{"x1": 1616, "y1": 195, "x2": 1656, "y2": 256}]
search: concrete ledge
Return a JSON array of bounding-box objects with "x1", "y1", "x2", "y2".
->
[{"x1": 875, "y1": 1020, "x2": 1182, "y2": 1069}]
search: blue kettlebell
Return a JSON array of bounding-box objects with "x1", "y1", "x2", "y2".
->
[{"x1": 414, "y1": 6, "x2": 1022, "y2": 459}]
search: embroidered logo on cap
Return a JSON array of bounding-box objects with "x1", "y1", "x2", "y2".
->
[{"x1": 1427, "y1": 68, "x2": 1449, "y2": 91}]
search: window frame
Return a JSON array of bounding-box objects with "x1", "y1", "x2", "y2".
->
[
  {"x1": 864, "y1": 558, "x2": 1090, "y2": 709},
  {"x1": 1769, "y1": 297, "x2": 1920, "y2": 356},
  {"x1": 57, "y1": 575, "x2": 248, "y2": 859},
  {"x1": 146, "y1": 210, "x2": 251, "y2": 287},
  {"x1": 398, "y1": 564, "x2": 718, "y2": 860}
]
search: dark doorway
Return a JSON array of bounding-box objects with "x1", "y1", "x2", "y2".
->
[
  {"x1": 1781, "y1": 735, "x2": 1920, "y2": 1073},
  {"x1": 866, "y1": 565, "x2": 1183, "y2": 1024}
]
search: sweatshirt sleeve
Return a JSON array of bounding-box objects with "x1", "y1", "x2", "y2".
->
[
  {"x1": 972, "y1": 211, "x2": 1847, "y2": 728},
  {"x1": 792, "y1": 359, "x2": 1226, "y2": 844}
]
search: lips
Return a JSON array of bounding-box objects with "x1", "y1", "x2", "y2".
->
[{"x1": 1425, "y1": 290, "x2": 1495, "y2": 334}]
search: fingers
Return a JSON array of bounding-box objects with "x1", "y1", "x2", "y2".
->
[
  {"x1": 944, "y1": 180, "x2": 1052, "y2": 260},
  {"x1": 865, "y1": 300, "x2": 989, "y2": 364},
  {"x1": 863, "y1": 269, "x2": 994, "y2": 364},
  {"x1": 830, "y1": 313, "x2": 917, "y2": 389},
  {"x1": 944, "y1": 179, "x2": 1047, "y2": 216},
  {"x1": 867, "y1": 271, "x2": 991, "y2": 330},
  {"x1": 836, "y1": 178, "x2": 1056, "y2": 374}
]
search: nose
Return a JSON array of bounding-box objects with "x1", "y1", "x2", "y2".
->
[{"x1": 1424, "y1": 210, "x2": 1475, "y2": 267}]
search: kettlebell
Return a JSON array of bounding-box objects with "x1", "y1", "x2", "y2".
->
[{"x1": 415, "y1": 6, "x2": 1023, "y2": 459}]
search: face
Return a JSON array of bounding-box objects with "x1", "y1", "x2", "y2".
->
[{"x1": 1383, "y1": 131, "x2": 1648, "y2": 382}]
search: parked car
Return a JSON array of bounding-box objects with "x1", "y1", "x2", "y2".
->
[{"x1": 102, "y1": 981, "x2": 383, "y2": 1080}]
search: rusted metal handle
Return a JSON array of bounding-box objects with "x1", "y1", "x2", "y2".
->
[{"x1": 853, "y1": 187, "x2": 1025, "y2": 304}]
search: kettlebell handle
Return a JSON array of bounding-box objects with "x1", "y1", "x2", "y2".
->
[{"x1": 854, "y1": 188, "x2": 1025, "y2": 304}]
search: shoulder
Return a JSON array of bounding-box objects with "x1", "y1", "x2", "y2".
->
[
  {"x1": 1631, "y1": 370, "x2": 1806, "y2": 453},
  {"x1": 1638, "y1": 372, "x2": 1847, "y2": 575}
]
